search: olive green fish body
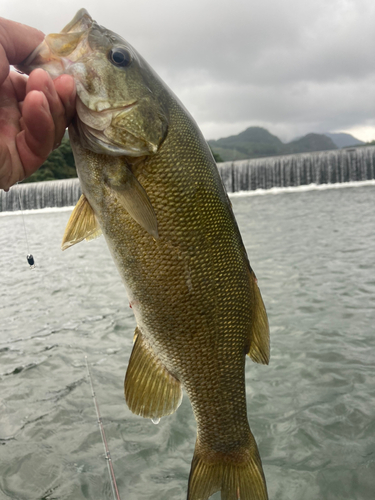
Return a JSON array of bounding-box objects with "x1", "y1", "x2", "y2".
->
[{"x1": 19, "y1": 10, "x2": 270, "y2": 499}]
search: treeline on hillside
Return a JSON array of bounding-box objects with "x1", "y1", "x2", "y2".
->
[
  {"x1": 22, "y1": 137, "x2": 77, "y2": 183},
  {"x1": 22, "y1": 129, "x2": 373, "y2": 183},
  {"x1": 208, "y1": 127, "x2": 339, "y2": 162},
  {"x1": 208, "y1": 127, "x2": 374, "y2": 162},
  {"x1": 22, "y1": 138, "x2": 223, "y2": 182}
]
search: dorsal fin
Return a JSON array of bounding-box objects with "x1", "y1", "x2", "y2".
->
[
  {"x1": 247, "y1": 268, "x2": 270, "y2": 365},
  {"x1": 61, "y1": 194, "x2": 102, "y2": 250}
]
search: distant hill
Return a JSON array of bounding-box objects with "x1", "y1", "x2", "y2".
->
[
  {"x1": 323, "y1": 132, "x2": 365, "y2": 148},
  {"x1": 287, "y1": 133, "x2": 337, "y2": 154},
  {"x1": 208, "y1": 127, "x2": 285, "y2": 162},
  {"x1": 208, "y1": 127, "x2": 337, "y2": 162}
]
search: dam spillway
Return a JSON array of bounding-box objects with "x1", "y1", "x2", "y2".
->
[
  {"x1": 1, "y1": 146, "x2": 375, "y2": 212},
  {"x1": 217, "y1": 146, "x2": 375, "y2": 193},
  {"x1": 0, "y1": 178, "x2": 82, "y2": 212}
]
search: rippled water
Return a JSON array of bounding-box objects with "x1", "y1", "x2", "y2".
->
[{"x1": 1, "y1": 184, "x2": 374, "y2": 500}]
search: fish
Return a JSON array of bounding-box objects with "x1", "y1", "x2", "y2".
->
[{"x1": 18, "y1": 9, "x2": 270, "y2": 500}]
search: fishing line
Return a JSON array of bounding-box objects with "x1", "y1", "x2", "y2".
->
[
  {"x1": 85, "y1": 356, "x2": 122, "y2": 500},
  {"x1": 16, "y1": 184, "x2": 35, "y2": 269}
]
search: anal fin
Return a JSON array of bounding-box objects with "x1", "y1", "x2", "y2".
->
[{"x1": 124, "y1": 328, "x2": 182, "y2": 419}]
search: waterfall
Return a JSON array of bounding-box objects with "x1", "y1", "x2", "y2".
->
[
  {"x1": 0, "y1": 178, "x2": 81, "y2": 212},
  {"x1": 217, "y1": 146, "x2": 375, "y2": 192},
  {"x1": 1, "y1": 146, "x2": 375, "y2": 211}
]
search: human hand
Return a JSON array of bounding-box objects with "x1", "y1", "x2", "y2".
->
[{"x1": 0, "y1": 17, "x2": 76, "y2": 191}]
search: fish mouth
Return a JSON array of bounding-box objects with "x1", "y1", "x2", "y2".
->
[{"x1": 16, "y1": 9, "x2": 94, "y2": 77}]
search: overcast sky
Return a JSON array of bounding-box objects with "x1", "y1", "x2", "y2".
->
[{"x1": 3, "y1": 0, "x2": 375, "y2": 142}]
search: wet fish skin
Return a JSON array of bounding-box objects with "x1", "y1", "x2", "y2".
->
[{"x1": 19, "y1": 9, "x2": 270, "y2": 500}]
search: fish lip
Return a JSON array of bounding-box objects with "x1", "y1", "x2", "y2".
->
[
  {"x1": 16, "y1": 44, "x2": 74, "y2": 77},
  {"x1": 61, "y1": 8, "x2": 92, "y2": 33}
]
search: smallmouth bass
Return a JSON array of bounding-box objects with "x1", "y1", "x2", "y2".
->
[{"x1": 19, "y1": 9, "x2": 270, "y2": 499}]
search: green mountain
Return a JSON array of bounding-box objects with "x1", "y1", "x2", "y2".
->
[
  {"x1": 208, "y1": 127, "x2": 338, "y2": 162},
  {"x1": 208, "y1": 127, "x2": 286, "y2": 162},
  {"x1": 287, "y1": 133, "x2": 337, "y2": 154},
  {"x1": 323, "y1": 132, "x2": 365, "y2": 148}
]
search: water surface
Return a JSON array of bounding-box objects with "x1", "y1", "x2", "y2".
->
[{"x1": 1, "y1": 185, "x2": 374, "y2": 499}]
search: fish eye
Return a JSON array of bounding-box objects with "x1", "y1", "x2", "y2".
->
[{"x1": 109, "y1": 48, "x2": 132, "y2": 67}]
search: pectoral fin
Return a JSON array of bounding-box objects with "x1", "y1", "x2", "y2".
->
[
  {"x1": 107, "y1": 169, "x2": 159, "y2": 239},
  {"x1": 125, "y1": 328, "x2": 182, "y2": 419},
  {"x1": 247, "y1": 269, "x2": 270, "y2": 365},
  {"x1": 61, "y1": 194, "x2": 102, "y2": 250}
]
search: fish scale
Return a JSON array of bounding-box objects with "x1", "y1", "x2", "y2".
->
[{"x1": 18, "y1": 8, "x2": 270, "y2": 500}]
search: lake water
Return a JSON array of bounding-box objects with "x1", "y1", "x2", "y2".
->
[{"x1": 0, "y1": 183, "x2": 374, "y2": 500}]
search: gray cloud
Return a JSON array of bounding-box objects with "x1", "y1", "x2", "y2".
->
[{"x1": 3, "y1": 0, "x2": 375, "y2": 141}]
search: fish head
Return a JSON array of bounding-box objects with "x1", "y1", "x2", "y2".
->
[{"x1": 18, "y1": 9, "x2": 168, "y2": 157}]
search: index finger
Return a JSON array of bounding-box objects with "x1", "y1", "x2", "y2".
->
[{"x1": 0, "y1": 17, "x2": 44, "y2": 85}]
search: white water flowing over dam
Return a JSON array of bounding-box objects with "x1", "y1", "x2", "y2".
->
[
  {"x1": 217, "y1": 145, "x2": 375, "y2": 193},
  {"x1": 0, "y1": 178, "x2": 82, "y2": 212},
  {"x1": 1, "y1": 146, "x2": 375, "y2": 211}
]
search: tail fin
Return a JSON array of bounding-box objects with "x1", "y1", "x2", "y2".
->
[{"x1": 187, "y1": 440, "x2": 268, "y2": 500}]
